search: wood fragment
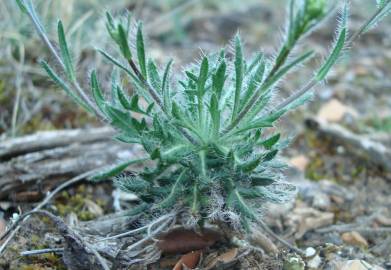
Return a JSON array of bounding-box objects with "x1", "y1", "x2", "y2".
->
[
  {"x1": 0, "y1": 126, "x2": 114, "y2": 159},
  {"x1": 0, "y1": 127, "x2": 141, "y2": 200}
]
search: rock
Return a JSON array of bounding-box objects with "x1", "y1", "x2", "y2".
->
[
  {"x1": 337, "y1": 260, "x2": 385, "y2": 270},
  {"x1": 341, "y1": 231, "x2": 368, "y2": 248},
  {"x1": 305, "y1": 247, "x2": 316, "y2": 258}
]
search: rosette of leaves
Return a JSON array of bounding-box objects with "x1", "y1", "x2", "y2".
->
[{"x1": 16, "y1": 0, "x2": 391, "y2": 230}]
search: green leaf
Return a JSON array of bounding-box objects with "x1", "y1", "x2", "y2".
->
[
  {"x1": 105, "y1": 105, "x2": 137, "y2": 135},
  {"x1": 41, "y1": 61, "x2": 92, "y2": 113},
  {"x1": 259, "y1": 133, "x2": 280, "y2": 149},
  {"x1": 117, "y1": 24, "x2": 132, "y2": 60},
  {"x1": 90, "y1": 70, "x2": 107, "y2": 114},
  {"x1": 147, "y1": 59, "x2": 162, "y2": 92},
  {"x1": 232, "y1": 119, "x2": 273, "y2": 135},
  {"x1": 162, "y1": 60, "x2": 173, "y2": 110},
  {"x1": 136, "y1": 22, "x2": 147, "y2": 78},
  {"x1": 240, "y1": 57, "x2": 265, "y2": 111},
  {"x1": 245, "y1": 52, "x2": 263, "y2": 75},
  {"x1": 250, "y1": 176, "x2": 275, "y2": 186},
  {"x1": 232, "y1": 35, "x2": 244, "y2": 119},
  {"x1": 197, "y1": 57, "x2": 209, "y2": 97},
  {"x1": 90, "y1": 157, "x2": 148, "y2": 181},
  {"x1": 15, "y1": 0, "x2": 28, "y2": 14},
  {"x1": 239, "y1": 156, "x2": 262, "y2": 173},
  {"x1": 263, "y1": 149, "x2": 278, "y2": 161},
  {"x1": 171, "y1": 102, "x2": 184, "y2": 121},
  {"x1": 212, "y1": 60, "x2": 226, "y2": 99},
  {"x1": 57, "y1": 21, "x2": 75, "y2": 81},
  {"x1": 316, "y1": 4, "x2": 348, "y2": 81},
  {"x1": 209, "y1": 93, "x2": 220, "y2": 134},
  {"x1": 116, "y1": 86, "x2": 132, "y2": 110}
]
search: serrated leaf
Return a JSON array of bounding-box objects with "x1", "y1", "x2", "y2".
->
[
  {"x1": 57, "y1": 21, "x2": 75, "y2": 81},
  {"x1": 136, "y1": 22, "x2": 147, "y2": 78}
]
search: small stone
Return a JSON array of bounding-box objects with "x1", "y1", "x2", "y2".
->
[
  {"x1": 305, "y1": 247, "x2": 316, "y2": 258},
  {"x1": 341, "y1": 231, "x2": 368, "y2": 248}
]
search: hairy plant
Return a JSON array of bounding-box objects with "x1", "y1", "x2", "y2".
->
[{"x1": 16, "y1": 0, "x2": 391, "y2": 231}]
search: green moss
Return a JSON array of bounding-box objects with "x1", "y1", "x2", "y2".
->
[{"x1": 54, "y1": 184, "x2": 105, "y2": 221}]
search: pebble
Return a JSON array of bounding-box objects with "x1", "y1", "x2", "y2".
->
[{"x1": 305, "y1": 247, "x2": 317, "y2": 258}]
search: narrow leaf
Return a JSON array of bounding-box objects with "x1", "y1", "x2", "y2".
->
[
  {"x1": 117, "y1": 24, "x2": 132, "y2": 60},
  {"x1": 316, "y1": 5, "x2": 348, "y2": 81},
  {"x1": 259, "y1": 133, "x2": 281, "y2": 149},
  {"x1": 90, "y1": 70, "x2": 106, "y2": 114},
  {"x1": 232, "y1": 35, "x2": 244, "y2": 119},
  {"x1": 136, "y1": 22, "x2": 147, "y2": 78},
  {"x1": 57, "y1": 21, "x2": 75, "y2": 81}
]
